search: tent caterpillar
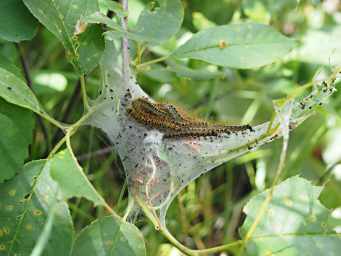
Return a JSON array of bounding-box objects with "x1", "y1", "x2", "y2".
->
[{"x1": 128, "y1": 97, "x2": 253, "y2": 138}]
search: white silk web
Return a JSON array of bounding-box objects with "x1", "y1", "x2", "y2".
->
[{"x1": 88, "y1": 41, "x2": 339, "y2": 227}]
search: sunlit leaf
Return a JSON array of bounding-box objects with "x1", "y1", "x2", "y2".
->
[
  {"x1": 50, "y1": 148, "x2": 106, "y2": 206},
  {"x1": 0, "y1": 160, "x2": 74, "y2": 255},
  {"x1": 240, "y1": 176, "x2": 341, "y2": 256},
  {"x1": 0, "y1": 67, "x2": 43, "y2": 114},
  {"x1": 71, "y1": 216, "x2": 146, "y2": 256},
  {"x1": 0, "y1": 0, "x2": 38, "y2": 42},
  {"x1": 0, "y1": 99, "x2": 34, "y2": 182},
  {"x1": 174, "y1": 23, "x2": 296, "y2": 69}
]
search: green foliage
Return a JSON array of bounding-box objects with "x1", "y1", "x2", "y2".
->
[
  {"x1": 50, "y1": 148, "x2": 106, "y2": 206},
  {"x1": 0, "y1": 67, "x2": 43, "y2": 113},
  {"x1": 174, "y1": 23, "x2": 295, "y2": 68},
  {"x1": 132, "y1": 0, "x2": 184, "y2": 43},
  {"x1": 0, "y1": 0, "x2": 38, "y2": 42},
  {"x1": 0, "y1": 99, "x2": 34, "y2": 182},
  {"x1": 240, "y1": 176, "x2": 341, "y2": 255},
  {"x1": 0, "y1": 161, "x2": 74, "y2": 255},
  {"x1": 23, "y1": 0, "x2": 104, "y2": 74},
  {"x1": 72, "y1": 216, "x2": 146, "y2": 256},
  {"x1": 0, "y1": 0, "x2": 341, "y2": 255}
]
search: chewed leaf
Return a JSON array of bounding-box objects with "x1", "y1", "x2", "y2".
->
[
  {"x1": 88, "y1": 42, "x2": 340, "y2": 227},
  {"x1": 240, "y1": 176, "x2": 341, "y2": 256},
  {"x1": 174, "y1": 23, "x2": 295, "y2": 68}
]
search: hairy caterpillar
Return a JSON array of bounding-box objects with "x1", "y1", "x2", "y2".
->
[{"x1": 127, "y1": 97, "x2": 253, "y2": 138}]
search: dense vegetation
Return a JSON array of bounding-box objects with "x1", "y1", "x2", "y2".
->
[{"x1": 0, "y1": 0, "x2": 341, "y2": 255}]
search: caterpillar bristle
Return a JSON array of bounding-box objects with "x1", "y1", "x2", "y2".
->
[{"x1": 128, "y1": 97, "x2": 253, "y2": 139}]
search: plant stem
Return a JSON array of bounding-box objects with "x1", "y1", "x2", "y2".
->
[
  {"x1": 80, "y1": 75, "x2": 90, "y2": 111},
  {"x1": 136, "y1": 55, "x2": 170, "y2": 69},
  {"x1": 120, "y1": 0, "x2": 130, "y2": 83}
]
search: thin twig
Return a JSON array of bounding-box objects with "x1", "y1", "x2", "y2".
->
[
  {"x1": 77, "y1": 146, "x2": 114, "y2": 162},
  {"x1": 16, "y1": 43, "x2": 51, "y2": 154},
  {"x1": 80, "y1": 75, "x2": 90, "y2": 111},
  {"x1": 120, "y1": 0, "x2": 130, "y2": 82}
]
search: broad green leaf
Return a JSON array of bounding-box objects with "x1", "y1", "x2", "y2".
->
[
  {"x1": 78, "y1": 25, "x2": 106, "y2": 75},
  {"x1": 0, "y1": 0, "x2": 38, "y2": 42},
  {"x1": 0, "y1": 99, "x2": 34, "y2": 182},
  {"x1": 72, "y1": 216, "x2": 146, "y2": 256},
  {"x1": 174, "y1": 23, "x2": 296, "y2": 69},
  {"x1": 0, "y1": 160, "x2": 74, "y2": 255},
  {"x1": 0, "y1": 54, "x2": 24, "y2": 79},
  {"x1": 295, "y1": 26, "x2": 341, "y2": 66},
  {"x1": 23, "y1": 0, "x2": 104, "y2": 74},
  {"x1": 131, "y1": 0, "x2": 184, "y2": 43},
  {"x1": 240, "y1": 176, "x2": 341, "y2": 256},
  {"x1": 0, "y1": 67, "x2": 43, "y2": 114},
  {"x1": 50, "y1": 148, "x2": 105, "y2": 206}
]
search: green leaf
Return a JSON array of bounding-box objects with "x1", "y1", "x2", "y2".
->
[
  {"x1": 0, "y1": 99, "x2": 34, "y2": 182},
  {"x1": 72, "y1": 216, "x2": 146, "y2": 256},
  {"x1": 131, "y1": 0, "x2": 184, "y2": 43},
  {"x1": 0, "y1": 54, "x2": 24, "y2": 79},
  {"x1": 174, "y1": 23, "x2": 295, "y2": 69},
  {"x1": 0, "y1": 0, "x2": 38, "y2": 42},
  {"x1": 50, "y1": 148, "x2": 106, "y2": 206},
  {"x1": 240, "y1": 176, "x2": 341, "y2": 256},
  {"x1": 23, "y1": 0, "x2": 104, "y2": 74},
  {"x1": 78, "y1": 25, "x2": 105, "y2": 74},
  {"x1": 0, "y1": 160, "x2": 74, "y2": 255},
  {"x1": 0, "y1": 67, "x2": 43, "y2": 113}
]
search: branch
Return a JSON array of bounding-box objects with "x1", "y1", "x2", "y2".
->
[{"x1": 120, "y1": 0, "x2": 130, "y2": 82}]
